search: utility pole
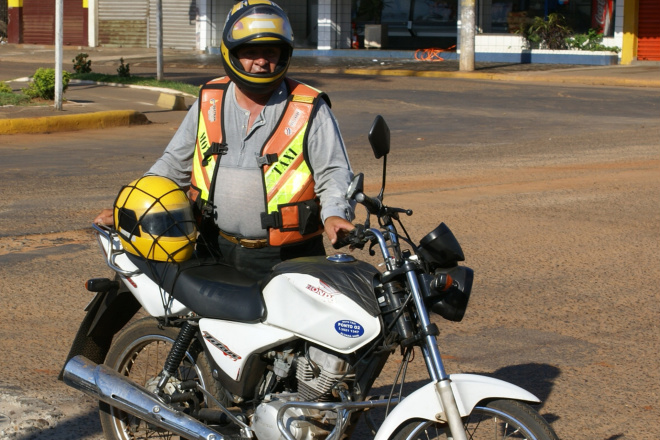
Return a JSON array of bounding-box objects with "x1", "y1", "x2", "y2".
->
[
  {"x1": 156, "y1": 0, "x2": 164, "y2": 81},
  {"x1": 54, "y1": 0, "x2": 63, "y2": 110},
  {"x1": 459, "y1": 0, "x2": 475, "y2": 72}
]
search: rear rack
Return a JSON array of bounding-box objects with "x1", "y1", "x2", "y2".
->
[{"x1": 92, "y1": 223, "x2": 141, "y2": 277}]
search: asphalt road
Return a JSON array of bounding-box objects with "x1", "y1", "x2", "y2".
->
[{"x1": 1, "y1": 74, "x2": 659, "y2": 440}]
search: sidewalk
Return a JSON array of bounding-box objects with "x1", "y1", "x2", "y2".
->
[
  {"x1": 3, "y1": 45, "x2": 659, "y2": 85},
  {"x1": 1, "y1": 45, "x2": 659, "y2": 135}
]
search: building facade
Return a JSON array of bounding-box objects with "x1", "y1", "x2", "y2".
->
[{"x1": 5, "y1": 0, "x2": 659, "y2": 63}]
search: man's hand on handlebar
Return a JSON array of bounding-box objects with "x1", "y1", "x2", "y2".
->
[
  {"x1": 324, "y1": 216, "x2": 355, "y2": 247},
  {"x1": 331, "y1": 224, "x2": 371, "y2": 250}
]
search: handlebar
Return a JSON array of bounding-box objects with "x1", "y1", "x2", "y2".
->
[
  {"x1": 332, "y1": 187, "x2": 412, "y2": 275},
  {"x1": 354, "y1": 192, "x2": 413, "y2": 218},
  {"x1": 355, "y1": 192, "x2": 383, "y2": 216},
  {"x1": 331, "y1": 224, "x2": 398, "y2": 272}
]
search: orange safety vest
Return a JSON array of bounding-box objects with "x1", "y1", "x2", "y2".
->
[{"x1": 189, "y1": 77, "x2": 329, "y2": 247}]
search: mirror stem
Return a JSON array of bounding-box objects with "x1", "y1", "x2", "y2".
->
[{"x1": 378, "y1": 155, "x2": 387, "y2": 200}]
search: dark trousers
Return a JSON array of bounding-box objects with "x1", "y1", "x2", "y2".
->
[{"x1": 215, "y1": 234, "x2": 326, "y2": 280}]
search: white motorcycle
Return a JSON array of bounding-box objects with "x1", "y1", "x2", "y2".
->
[{"x1": 61, "y1": 116, "x2": 559, "y2": 440}]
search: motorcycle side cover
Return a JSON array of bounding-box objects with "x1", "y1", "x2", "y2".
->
[{"x1": 374, "y1": 375, "x2": 541, "y2": 440}]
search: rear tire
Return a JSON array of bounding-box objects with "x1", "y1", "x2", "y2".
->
[
  {"x1": 391, "y1": 399, "x2": 558, "y2": 440},
  {"x1": 99, "y1": 317, "x2": 227, "y2": 440}
]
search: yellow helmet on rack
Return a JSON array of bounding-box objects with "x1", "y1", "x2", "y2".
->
[{"x1": 113, "y1": 176, "x2": 197, "y2": 263}]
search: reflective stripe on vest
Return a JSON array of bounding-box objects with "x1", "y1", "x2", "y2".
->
[
  {"x1": 190, "y1": 78, "x2": 228, "y2": 204},
  {"x1": 192, "y1": 77, "x2": 325, "y2": 246}
]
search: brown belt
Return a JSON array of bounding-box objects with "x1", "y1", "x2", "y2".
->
[{"x1": 219, "y1": 230, "x2": 268, "y2": 249}]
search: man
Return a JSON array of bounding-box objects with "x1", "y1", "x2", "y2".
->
[{"x1": 96, "y1": 0, "x2": 354, "y2": 279}]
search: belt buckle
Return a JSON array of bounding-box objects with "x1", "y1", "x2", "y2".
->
[
  {"x1": 240, "y1": 238, "x2": 267, "y2": 249},
  {"x1": 220, "y1": 230, "x2": 267, "y2": 249}
]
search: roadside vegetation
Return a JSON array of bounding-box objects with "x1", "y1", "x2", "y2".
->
[
  {"x1": 70, "y1": 73, "x2": 200, "y2": 97},
  {"x1": 0, "y1": 53, "x2": 199, "y2": 107},
  {"x1": 520, "y1": 13, "x2": 620, "y2": 52},
  {"x1": 0, "y1": 81, "x2": 32, "y2": 106}
]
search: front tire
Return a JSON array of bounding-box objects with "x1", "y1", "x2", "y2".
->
[
  {"x1": 392, "y1": 399, "x2": 558, "y2": 440},
  {"x1": 99, "y1": 317, "x2": 224, "y2": 440}
]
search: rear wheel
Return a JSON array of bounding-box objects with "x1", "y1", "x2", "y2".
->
[
  {"x1": 99, "y1": 317, "x2": 226, "y2": 440},
  {"x1": 392, "y1": 399, "x2": 558, "y2": 440}
]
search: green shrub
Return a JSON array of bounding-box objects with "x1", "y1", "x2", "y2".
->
[
  {"x1": 23, "y1": 68, "x2": 71, "y2": 100},
  {"x1": 567, "y1": 28, "x2": 620, "y2": 53},
  {"x1": 522, "y1": 13, "x2": 572, "y2": 50},
  {"x1": 72, "y1": 52, "x2": 92, "y2": 74},
  {"x1": 0, "y1": 81, "x2": 13, "y2": 94},
  {"x1": 117, "y1": 58, "x2": 131, "y2": 78}
]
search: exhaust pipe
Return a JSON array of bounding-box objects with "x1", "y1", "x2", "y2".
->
[{"x1": 62, "y1": 355, "x2": 223, "y2": 440}]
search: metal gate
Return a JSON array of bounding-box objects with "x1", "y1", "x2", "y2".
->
[
  {"x1": 638, "y1": 0, "x2": 660, "y2": 61},
  {"x1": 148, "y1": 0, "x2": 198, "y2": 50},
  {"x1": 22, "y1": 0, "x2": 87, "y2": 46},
  {"x1": 99, "y1": 0, "x2": 148, "y2": 47}
]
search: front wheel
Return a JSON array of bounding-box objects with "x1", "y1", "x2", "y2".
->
[{"x1": 392, "y1": 399, "x2": 559, "y2": 440}]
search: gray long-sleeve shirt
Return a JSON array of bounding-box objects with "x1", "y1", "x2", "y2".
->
[{"x1": 148, "y1": 80, "x2": 353, "y2": 239}]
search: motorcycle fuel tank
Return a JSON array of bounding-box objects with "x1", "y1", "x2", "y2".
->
[{"x1": 262, "y1": 256, "x2": 382, "y2": 353}]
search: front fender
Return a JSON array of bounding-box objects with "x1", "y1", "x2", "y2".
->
[{"x1": 373, "y1": 374, "x2": 540, "y2": 440}]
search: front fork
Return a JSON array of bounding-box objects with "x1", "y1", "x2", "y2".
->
[
  {"x1": 373, "y1": 226, "x2": 468, "y2": 440},
  {"x1": 405, "y1": 263, "x2": 468, "y2": 440}
]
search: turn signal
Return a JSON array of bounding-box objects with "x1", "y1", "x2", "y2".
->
[
  {"x1": 430, "y1": 273, "x2": 453, "y2": 292},
  {"x1": 85, "y1": 278, "x2": 119, "y2": 292},
  {"x1": 430, "y1": 266, "x2": 473, "y2": 322}
]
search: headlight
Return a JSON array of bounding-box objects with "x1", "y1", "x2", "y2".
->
[
  {"x1": 417, "y1": 223, "x2": 465, "y2": 267},
  {"x1": 422, "y1": 266, "x2": 474, "y2": 322}
]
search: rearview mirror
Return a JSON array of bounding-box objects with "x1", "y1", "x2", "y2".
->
[{"x1": 368, "y1": 115, "x2": 390, "y2": 159}]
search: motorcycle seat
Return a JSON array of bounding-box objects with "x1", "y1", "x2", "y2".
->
[{"x1": 126, "y1": 254, "x2": 267, "y2": 323}]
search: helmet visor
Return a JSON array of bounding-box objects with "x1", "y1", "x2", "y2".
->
[
  {"x1": 142, "y1": 208, "x2": 196, "y2": 238},
  {"x1": 225, "y1": 5, "x2": 293, "y2": 49}
]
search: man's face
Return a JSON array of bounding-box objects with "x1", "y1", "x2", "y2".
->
[{"x1": 237, "y1": 45, "x2": 282, "y2": 74}]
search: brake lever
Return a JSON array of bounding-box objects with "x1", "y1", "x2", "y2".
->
[
  {"x1": 368, "y1": 240, "x2": 377, "y2": 256},
  {"x1": 385, "y1": 207, "x2": 413, "y2": 217}
]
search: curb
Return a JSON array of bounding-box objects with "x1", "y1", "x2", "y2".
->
[
  {"x1": 69, "y1": 79, "x2": 198, "y2": 98},
  {"x1": 339, "y1": 68, "x2": 660, "y2": 88},
  {"x1": 0, "y1": 110, "x2": 149, "y2": 135}
]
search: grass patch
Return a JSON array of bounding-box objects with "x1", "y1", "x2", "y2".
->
[
  {"x1": 1, "y1": 74, "x2": 200, "y2": 107},
  {"x1": 0, "y1": 92, "x2": 34, "y2": 106},
  {"x1": 71, "y1": 73, "x2": 201, "y2": 97}
]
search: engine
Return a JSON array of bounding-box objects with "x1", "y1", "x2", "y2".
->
[
  {"x1": 296, "y1": 346, "x2": 354, "y2": 401},
  {"x1": 252, "y1": 346, "x2": 355, "y2": 440}
]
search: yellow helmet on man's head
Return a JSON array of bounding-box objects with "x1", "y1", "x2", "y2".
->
[
  {"x1": 113, "y1": 176, "x2": 197, "y2": 263},
  {"x1": 221, "y1": 0, "x2": 294, "y2": 95}
]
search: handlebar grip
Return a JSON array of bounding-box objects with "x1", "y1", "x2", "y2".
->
[
  {"x1": 355, "y1": 192, "x2": 382, "y2": 215},
  {"x1": 332, "y1": 224, "x2": 369, "y2": 250},
  {"x1": 332, "y1": 234, "x2": 352, "y2": 250}
]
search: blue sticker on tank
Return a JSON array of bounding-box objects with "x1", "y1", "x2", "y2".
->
[{"x1": 335, "y1": 320, "x2": 364, "y2": 338}]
